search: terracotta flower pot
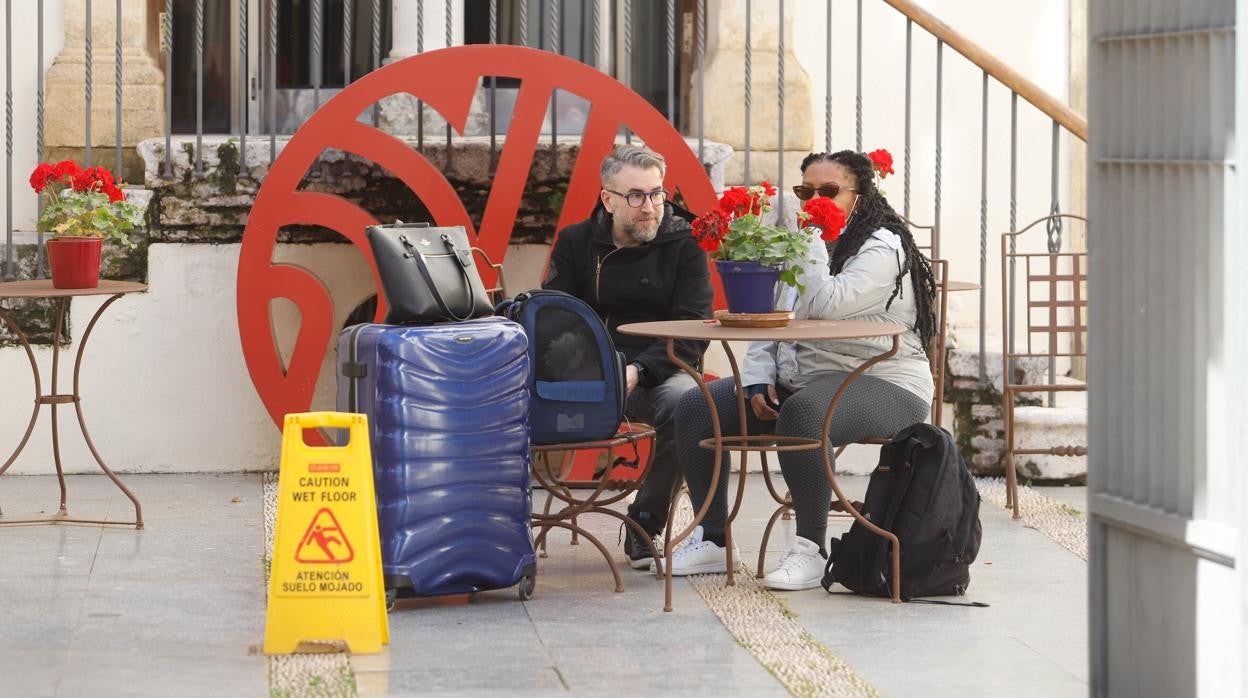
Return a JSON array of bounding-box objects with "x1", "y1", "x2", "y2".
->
[{"x1": 45, "y1": 236, "x2": 103, "y2": 289}]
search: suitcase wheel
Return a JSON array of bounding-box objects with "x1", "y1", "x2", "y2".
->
[
  {"x1": 385, "y1": 587, "x2": 398, "y2": 612},
  {"x1": 517, "y1": 574, "x2": 536, "y2": 601}
]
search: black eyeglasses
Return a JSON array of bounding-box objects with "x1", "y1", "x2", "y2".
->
[
  {"x1": 604, "y1": 188, "x2": 668, "y2": 208},
  {"x1": 792, "y1": 183, "x2": 856, "y2": 201}
]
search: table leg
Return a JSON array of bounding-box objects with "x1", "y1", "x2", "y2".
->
[
  {"x1": 0, "y1": 306, "x2": 44, "y2": 493},
  {"x1": 816, "y1": 335, "x2": 903, "y2": 602},
  {"x1": 0, "y1": 294, "x2": 143, "y2": 529},
  {"x1": 753, "y1": 336, "x2": 907, "y2": 597},
  {"x1": 662, "y1": 338, "x2": 728, "y2": 612},
  {"x1": 754, "y1": 461, "x2": 792, "y2": 577},
  {"x1": 720, "y1": 340, "x2": 754, "y2": 588},
  {"x1": 69, "y1": 294, "x2": 144, "y2": 528},
  {"x1": 50, "y1": 298, "x2": 69, "y2": 513}
]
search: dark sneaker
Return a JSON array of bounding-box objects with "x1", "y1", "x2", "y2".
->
[{"x1": 624, "y1": 526, "x2": 663, "y2": 570}]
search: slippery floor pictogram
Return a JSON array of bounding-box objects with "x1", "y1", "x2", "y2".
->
[{"x1": 295, "y1": 507, "x2": 355, "y2": 563}]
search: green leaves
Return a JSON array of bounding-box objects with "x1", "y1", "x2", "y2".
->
[
  {"x1": 36, "y1": 189, "x2": 143, "y2": 248},
  {"x1": 779, "y1": 266, "x2": 805, "y2": 295}
]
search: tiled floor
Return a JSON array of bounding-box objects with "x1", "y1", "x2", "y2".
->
[
  {"x1": 0, "y1": 474, "x2": 267, "y2": 697},
  {"x1": 0, "y1": 471, "x2": 1088, "y2": 697}
]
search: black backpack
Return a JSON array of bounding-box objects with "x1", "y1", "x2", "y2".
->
[{"x1": 822, "y1": 423, "x2": 983, "y2": 601}]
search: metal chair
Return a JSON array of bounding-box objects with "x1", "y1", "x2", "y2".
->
[
  {"x1": 1000, "y1": 215, "x2": 1088, "y2": 519},
  {"x1": 471, "y1": 246, "x2": 506, "y2": 305},
  {"x1": 529, "y1": 424, "x2": 662, "y2": 592},
  {"x1": 929, "y1": 258, "x2": 953, "y2": 427}
]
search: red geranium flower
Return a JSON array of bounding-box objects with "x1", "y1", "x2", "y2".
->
[
  {"x1": 29, "y1": 163, "x2": 56, "y2": 193},
  {"x1": 867, "y1": 149, "x2": 894, "y2": 179},
  {"x1": 52, "y1": 159, "x2": 81, "y2": 182},
  {"x1": 87, "y1": 166, "x2": 115, "y2": 188},
  {"x1": 67, "y1": 166, "x2": 121, "y2": 195},
  {"x1": 104, "y1": 184, "x2": 125, "y2": 203},
  {"x1": 747, "y1": 186, "x2": 771, "y2": 216},
  {"x1": 692, "y1": 208, "x2": 730, "y2": 253},
  {"x1": 717, "y1": 186, "x2": 751, "y2": 219},
  {"x1": 72, "y1": 170, "x2": 97, "y2": 193},
  {"x1": 800, "y1": 196, "x2": 847, "y2": 242},
  {"x1": 716, "y1": 183, "x2": 777, "y2": 219}
]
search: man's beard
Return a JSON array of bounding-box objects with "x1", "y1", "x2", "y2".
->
[{"x1": 622, "y1": 218, "x2": 659, "y2": 243}]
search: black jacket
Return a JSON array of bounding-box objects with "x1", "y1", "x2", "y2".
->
[{"x1": 542, "y1": 201, "x2": 713, "y2": 388}]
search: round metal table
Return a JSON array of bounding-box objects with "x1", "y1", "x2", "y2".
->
[{"x1": 0, "y1": 280, "x2": 148, "y2": 528}]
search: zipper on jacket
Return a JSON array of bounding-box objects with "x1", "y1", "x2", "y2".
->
[{"x1": 594, "y1": 248, "x2": 624, "y2": 303}]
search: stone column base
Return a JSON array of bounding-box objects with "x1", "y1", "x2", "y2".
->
[
  {"x1": 691, "y1": 48, "x2": 813, "y2": 154},
  {"x1": 722, "y1": 149, "x2": 810, "y2": 187},
  {"x1": 42, "y1": 0, "x2": 165, "y2": 183},
  {"x1": 377, "y1": 83, "x2": 492, "y2": 138}
]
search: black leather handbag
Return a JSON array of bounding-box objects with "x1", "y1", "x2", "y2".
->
[{"x1": 366, "y1": 222, "x2": 494, "y2": 324}]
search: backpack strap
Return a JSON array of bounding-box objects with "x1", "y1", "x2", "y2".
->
[
  {"x1": 952, "y1": 470, "x2": 981, "y2": 563},
  {"x1": 878, "y1": 443, "x2": 919, "y2": 532},
  {"x1": 821, "y1": 590, "x2": 990, "y2": 607},
  {"x1": 821, "y1": 538, "x2": 840, "y2": 591},
  {"x1": 906, "y1": 598, "x2": 991, "y2": 608}
]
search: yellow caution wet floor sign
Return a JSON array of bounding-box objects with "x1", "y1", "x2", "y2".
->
[{"x1": 264, "y1": 412, "x2": 390, "y2": 654}]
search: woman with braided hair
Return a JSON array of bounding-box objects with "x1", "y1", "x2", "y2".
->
[{"x1": 666, "y1": 149, "x2": 937, "y2": 590}]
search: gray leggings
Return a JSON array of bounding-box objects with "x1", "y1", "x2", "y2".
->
[{"x1": 675, "y1": 372, "x2": 930, "y2": 547}]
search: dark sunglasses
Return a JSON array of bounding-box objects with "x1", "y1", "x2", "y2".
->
[{"x1": 792, "y1": 183, "x2": 856, "y2": 201}]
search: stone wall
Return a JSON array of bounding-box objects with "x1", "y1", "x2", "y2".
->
[
  {"x1": 945, "y1": 341, "x2": 1087, "y2": 483},
  {"x1": 4, "y1": 135, "x2": 731, "y2": 349},
  {"x1": 137, "y1": 135, "x2": 732, "y2": 246}
]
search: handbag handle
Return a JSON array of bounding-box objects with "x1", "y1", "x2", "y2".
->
[{"x1": 399, "y1": 232, "x2": 476, "y2": 322}]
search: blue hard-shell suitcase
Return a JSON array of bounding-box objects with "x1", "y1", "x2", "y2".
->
[{"x1": 336, "y1": 317, "x2": 537, "y2": 606}]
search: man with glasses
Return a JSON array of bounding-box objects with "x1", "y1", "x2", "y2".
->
[{"x1": 543, "y1": 144, "x2": 713, "y2": 570}]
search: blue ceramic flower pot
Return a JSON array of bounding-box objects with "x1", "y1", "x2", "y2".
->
[{"x1": 715, "y1": 260, "x2": 780, "y2": 314}]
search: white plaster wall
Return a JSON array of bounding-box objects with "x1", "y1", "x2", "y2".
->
[
  {"x1": 0, "y1": 241, "x2": 887, "y2": 475},
  {"x1": 0, "y1": 242, "x2": 375, "y2": 474},
  {"x1": 790, "y1": 0, "x2": 1077, "y2": 335},
  {"x1": 0, "y1": 1, "x2": 66, "y2": 233}
]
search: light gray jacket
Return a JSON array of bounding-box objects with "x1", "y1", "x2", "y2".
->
[{"x1": 741, "y1": 228, "x2": 934, "y2": 406}]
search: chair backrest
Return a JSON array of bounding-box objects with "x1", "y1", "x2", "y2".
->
[
  {"x1": 929, "y1": 258, "x2": 951, "y2": 377},
  {"x1": 1000, "y1": 214, "x2": 1088, "y2": 370},
  {"x1": 471, "y1": 246, "x2": 506, "y2": 304},
  {"x1": 905, "y1": 217, "x2": 939, "y2": 261}
]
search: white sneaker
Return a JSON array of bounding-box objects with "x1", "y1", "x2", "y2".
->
[
  {"x1": 762, "y1": 537, "x2": 826, "y2": 590},
  {"x1": 653, "y1": 526, "x2": 737, "y2": 576}
]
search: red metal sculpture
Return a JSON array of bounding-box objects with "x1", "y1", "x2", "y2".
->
[{"x1": 238, "y1": 45, "x2": 718, "y2": 434}]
